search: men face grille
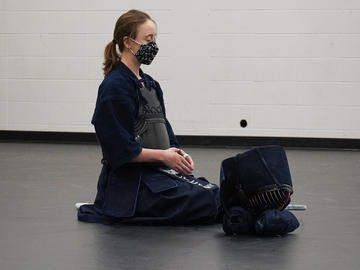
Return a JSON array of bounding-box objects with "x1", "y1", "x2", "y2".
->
[{"x1": 248, "y1": 189, "x2": 291, "y2": 213}]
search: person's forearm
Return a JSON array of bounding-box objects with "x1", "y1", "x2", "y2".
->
[{"x1": 130, "y1": 148, "x2": 165, "y2": 163}]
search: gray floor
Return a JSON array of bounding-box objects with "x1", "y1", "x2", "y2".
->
[{"x1": 0, "y1": 142, "x2": 359, "y2": 270}]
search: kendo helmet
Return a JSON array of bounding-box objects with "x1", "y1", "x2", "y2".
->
[{"x1": 220, "y1": 145, "x2": 293, "y2": 215}]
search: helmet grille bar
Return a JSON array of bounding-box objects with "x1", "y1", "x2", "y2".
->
[{"x1": 248, "y1": 188, "x2": 290, "y2": 213}]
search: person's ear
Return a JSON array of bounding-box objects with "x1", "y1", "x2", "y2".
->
[{"x1": 123, "y1": 36, "x2": 132, "y2": 50}]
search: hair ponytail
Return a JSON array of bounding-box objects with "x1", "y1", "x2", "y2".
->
[
  {"x1": 102, "y1": 9, "x2": 153, "y2": 77},
  {"x1": 103, "y1": 40, "x2": 121, "y2": 77}
]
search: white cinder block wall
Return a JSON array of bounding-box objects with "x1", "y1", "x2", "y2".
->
[{"x1": 1, "y1": 0, "x2": 360, "y2": 138}]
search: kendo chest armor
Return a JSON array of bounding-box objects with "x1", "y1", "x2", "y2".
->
[{"x1": 134, "y1": 86, "x2": 170, "y2": 150}]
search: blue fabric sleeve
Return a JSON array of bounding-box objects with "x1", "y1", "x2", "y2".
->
[{"x1": 92, "y1": 97, "x2": 142, "y2": 170}]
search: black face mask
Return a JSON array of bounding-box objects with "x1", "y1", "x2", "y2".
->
[{"x1": 130, "y1": 38, "x2": 159, "y2": 65}]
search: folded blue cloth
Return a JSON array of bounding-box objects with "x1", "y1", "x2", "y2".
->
[
  {"x1": 222, "y1": 206, "x2": 256, "y2": 235},
  {"x1": 254, "y1": 209, "x2": 300, "y2": 236}
]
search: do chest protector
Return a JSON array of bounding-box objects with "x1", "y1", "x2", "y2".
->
[{"x1": 134, "y1": 85, "x2": 170, "y2": 150}]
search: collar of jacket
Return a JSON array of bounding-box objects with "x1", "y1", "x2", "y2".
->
[
  {"x1": 114, "y1": 61, "x2": 153, "y2": 89},
  {"x1": 112, "y1": 60, "x2": 165, "y2": 116}
]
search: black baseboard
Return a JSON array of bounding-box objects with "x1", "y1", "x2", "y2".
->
[
  {"x1": 0, "y1": 130, "x2": 359, "y2": 150},
  {"x1": 177, "y1": 135, "x2": 360, "y2": 150},
  {"x1": 0, "y1": 130, "x2": 97, "y2": 144}
]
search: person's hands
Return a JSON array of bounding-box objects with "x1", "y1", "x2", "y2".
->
[
  {"x1": 176, "y1": 148, "x2": 194, "y2": 172},
  {"x1": 161, "y1": 148, "x2": 194, "y2": 175}
]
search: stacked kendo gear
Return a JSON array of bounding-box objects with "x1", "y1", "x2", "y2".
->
[{"x1": 220, "y1": 145, "x2": 300, "y2": 236}]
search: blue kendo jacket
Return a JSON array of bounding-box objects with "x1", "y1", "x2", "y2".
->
[{"x1": 91, "y1": 61, "x2": 180, "y2": 218}]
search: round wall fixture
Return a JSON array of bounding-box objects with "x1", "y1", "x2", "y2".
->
[{"x1": 240, "y1": 119, "x2": 247, "y2": 128}]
